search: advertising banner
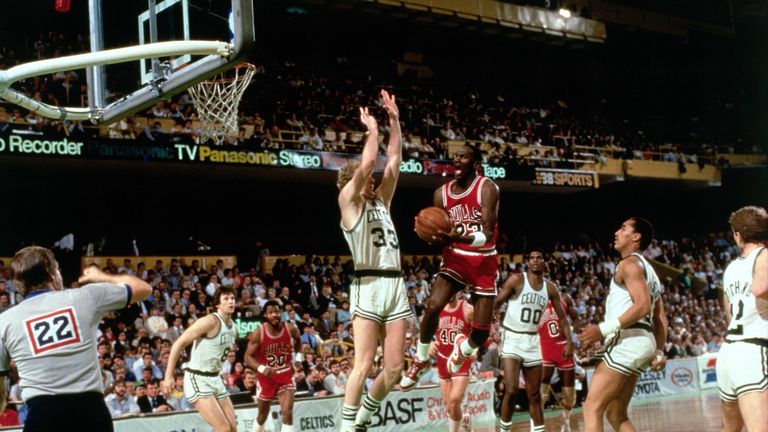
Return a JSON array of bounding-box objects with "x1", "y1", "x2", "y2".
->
[
  {"x1": 697, "y1": 353, "x2": 719, "y2": 389},
  {"x1": 4, "y1": 380, "x2": 496, "y2": 432},
  {"x1": 586, "y1": 357, "x2": 699, "y2": 399}
]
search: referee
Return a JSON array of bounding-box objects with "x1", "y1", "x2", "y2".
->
[{"x1": 0, "y1": 246, "x2": 151, "y2": 431}]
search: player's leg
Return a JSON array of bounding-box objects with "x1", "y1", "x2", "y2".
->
[
  {"x1": 583, "y1": 362, "x2": 631, "y2": 432},
  {"x1": 253, "y1": 397, "x2": 272, "y2": 432},
  {"x1": 355, "y1": 317, "x2": 406, "y2": 427},
  {"x1": 278, "y1": 389, "x2": 296, "y2": 432},
  {"x1": 440, "y1": 379, "x2": 459, "y2": 432},
  {"x1": 450, "y1": 255, "x2": 496, "y2": 372},
  {"x1": 448, "y1": 376, "x2": 470, "y2": 432},
  {"x1": 401, "y1": 275, "x2": 458, "y2": 388},
  {"x1": 604, "y1": 372, "x2": 639, "y2": 432},
  {"x1": 540, "y1": 364, "x2": 556, "y2": 410},
  {"x1": 500, "y1": 356, "x2": 521, "y2": 432},
  {"x1": 340, "y1": 316, "x2": 380, "y2": 432},
  {"x1": 736, "y1": 390, "x2": 768, "y2": 432},
  {"x1": 720, "y1": 399, "x2": 744, "y2": 432},
  {"x1": 193, "y1": 396, "x2": 237, "y2": 432},
  {"x1": 559, "y1": 367, "x2": 576, "y2": 428},
  {"x1": 524, "y1": 364, "x2": 545, "y2": 430}
]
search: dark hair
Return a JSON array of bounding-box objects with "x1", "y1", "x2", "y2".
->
[
  {"x1": 629, "y1": 217, "x2": 654, "y2": 250},
  {"x1": 11, "y1": 246, "x2": 60, "y2": 297},
  {"x1": 261, "y1": 300, "x2": 282, "y2": 319},
  {"x1": 213, "y1": 286, "x2": 236, "y2": 306},
  {"x1": 464, "y1": 143, "x2": 483, "y2": 163},
  {"x1": 526, "y1": 246, "x2": 545, "y2": 257},
  {"x1": 729, "y1": 206, "x2": 768, "y2": 244}
]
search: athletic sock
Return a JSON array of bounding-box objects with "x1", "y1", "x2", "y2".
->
[
  {"x1": 280, "y1": 425, "x2": 294, "y2": 432},
  {"x1": 532, "y1": 425, "x2": 546, "y2": 432},
  {"x1": 448, "y1": 418, "x2": 460, "y2": 432},
  {"x1": 499, "y1": 419, "x2": 513, "y2": 431},
  {"x1": 341, "y1": 404, "x2": 358, "y2": 431},
  {"x1": 416, "y1": 341, "x2": 431, "y2": 362},
  {"x1": 563, "y1": 408, "x2": 572, "y2": 420},
  {"x1": 253, "y1": 421, "x2": 265, "y2": 432},
  {"x1": 459, "y1": 337, "x2": 476, "y2": 356},
  {"x1": 356, "y1": 394, "x2": 382, "y2": 425}
]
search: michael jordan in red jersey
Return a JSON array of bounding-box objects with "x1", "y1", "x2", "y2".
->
[
  {"x1": 402, "y1": 144, "x2": 500, "y2": 397},
  {"x1": 438, "y1": 174, "x2": 499, "y2": 296}
]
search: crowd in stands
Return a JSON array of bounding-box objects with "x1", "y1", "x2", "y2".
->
[
  {"x1": 0, "y1": 229, "x2": 738, "y2": 425},
  {"x1": 1, "y1": 30, "x2": 763, "y2": 170}
]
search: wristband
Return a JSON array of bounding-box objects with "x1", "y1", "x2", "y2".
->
[
  {"x1": 469, "y1": 232, "x2": 487, "y2": 247},
  {"x1": 598, "y1": 318, "x2": 621, "y2": 336},
  {"x1": 257, "y1": 365, "x2": 266, "y2": 374},
  {"x1": 655, "y1": 349, "x2": 664, "y2": 363},
  {"x1": 294, "y1": 352, "x2": 304, "y2": 363}
]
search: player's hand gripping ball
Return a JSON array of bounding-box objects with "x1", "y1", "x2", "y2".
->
[{"x1": 414, "y1": 207, "x2": 451, "y2": 243}]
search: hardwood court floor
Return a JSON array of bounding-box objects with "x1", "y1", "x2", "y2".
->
[{"x1": 471, "y1": 389, "x2": 722, "y2": 432}]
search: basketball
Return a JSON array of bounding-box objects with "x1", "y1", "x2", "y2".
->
[{"x1": 415, "y1": 207, "x2": 452, "y2": 242}]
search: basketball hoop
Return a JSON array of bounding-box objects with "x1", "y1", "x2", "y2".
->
[{"x1": 188, "y1": 62, "x2": 257, "y2": 145}]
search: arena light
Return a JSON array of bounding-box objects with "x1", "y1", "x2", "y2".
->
[{"x1": 558, "y1": 7, "x2": 571, "y2": 18}]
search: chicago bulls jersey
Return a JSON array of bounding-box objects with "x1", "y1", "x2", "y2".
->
[
  {"x1": 436, "y1": 300, "x2": 471, "y2": 358},
  {"x1": 539, "y1": 298, "x2": 568, "y2": 344},
  {"x1": 440, "y1": 175, "x2": 498, "y2": 254},
  {"x1": 255, "y1": 323, "x2": 294, "y2": 374}
]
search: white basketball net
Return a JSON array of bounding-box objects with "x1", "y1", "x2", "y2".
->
[{"x1": 188, "y1": 63, "x2": 256, "y2": 145}]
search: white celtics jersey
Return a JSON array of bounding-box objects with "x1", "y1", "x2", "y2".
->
[
  {"x1": 342, "y1": 199, "x2": 401, "y2": 271},
  {"x1": 186, "y1": 313, "x2": 237, "y2": 373},
  {"x1": 723, "y1": 246, "x2": 767, "y2": 341},
  {"x1": 606, "y1": 253, "x2": 663, "y2": 330},
  {"x1": 0, "y1": 283, "x2": 131, "y2": 400},
  {"x1": 502, "y1": 273, "x2": 549, "y2": 333}
]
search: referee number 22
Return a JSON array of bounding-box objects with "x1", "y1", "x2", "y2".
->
[{"x1": 25, "y1": 308, "x2": 82, "y2": 356}]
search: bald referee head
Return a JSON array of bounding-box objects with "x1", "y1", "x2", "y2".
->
[{"x1": 0, "y1": 246, "x2": 151, "y2": 432}]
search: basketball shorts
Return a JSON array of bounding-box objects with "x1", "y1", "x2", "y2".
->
[
  {"x1": 596, "y1": 328, "x2": 655, "y2": 376},
  {"x1": 350, "y1": 274, "x2": 410, "y2": 324},
  {"x1": 438, "y1": 249, "x2": 498, "y2": 296},
  {"x1": 717, "y1": 339, "x2": 768, "y2": 402},
  {"x1": 183, "y1": 369, "x2": 228, "y2": 403},
  {"x1": 25, "y1": 392, "x2": 112, "y2": 432},
  {"x1": 500, "y1": 329, "x2": 542, "y2": 367},
  {"x1": 541, "y1": 340, "x2": 575, "y2": 370},
  {"x1": 256, "y1": 369, "x2": 295, "y2": 401},
  {"x1": 436, "y1": 352, "x2": 472, "y2": 380}
]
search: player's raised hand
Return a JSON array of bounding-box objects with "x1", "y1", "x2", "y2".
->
[
  {"x1": 78, "y1": 265, "x2": 107, "y2": 285},
  {"x1": 359, "y1": 107, "x2": 378, "y2": 131},
  {"x1": 380, "y1": 89, "x2": 399, "y2": 119}
]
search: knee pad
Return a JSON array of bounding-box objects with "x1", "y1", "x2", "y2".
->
[{"x1": 470, "y1": 323, "x2": 491, "y2": 347}]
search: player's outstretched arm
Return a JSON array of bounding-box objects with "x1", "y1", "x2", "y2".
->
[
  {"x1": 339, "y1": 107, "x2": 379, "y2": 206},
  {"x1": 752, "y1": 248, "x2": 768, "y2": 300},
  {"x1": 549, "y1": 283, "x2": 573, "y2": 358},
  {"x1": 78, "y1": 265, "x2": 152, "y2": 302},
  {"x1": 494, "y1": 274, "x2": 522, "y2": 311},
  {"x1": 377, "y1": 89, "x2": 401, "y2": 208},
  {"x1": 162, "y1": 315, "x2": 218, "y2": 394},
  {"x1": 649, "y1": 299, "x2": 668, "y2": 371}
]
